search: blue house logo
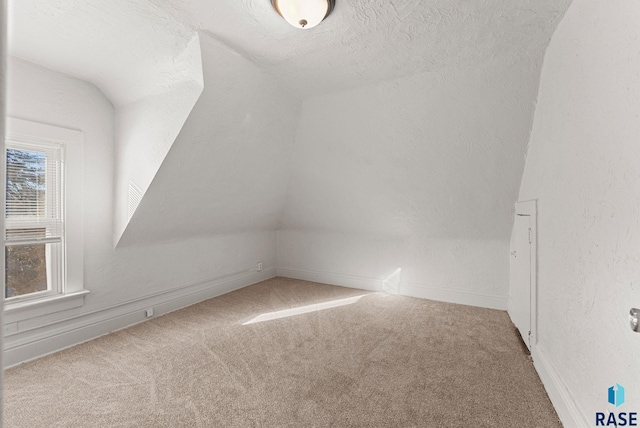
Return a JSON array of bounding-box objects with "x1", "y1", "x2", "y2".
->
[
  {"x1": 609, "y1": 384, "x2": 626, "y2": 408},
  {"x1": 597, "y1": 383, "x2": 637, "y2": 427}
]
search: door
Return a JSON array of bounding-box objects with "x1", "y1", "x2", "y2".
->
[{"x1": 509, "y1": 211, "x2": 532, "y2": 350}]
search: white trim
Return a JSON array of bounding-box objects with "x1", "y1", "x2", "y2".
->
[
  {"x1": 402, "y1": 281, "x2": 507, "y2": 310},
  {"x1": 277, "y1": 267, "x2": 381, "y2": 292},
  {"x1": 4, "y1": 267, "x2": 276, "y2": 368},
  {"x1": 512, "y1": 199, "x2": 538, "y2": 348},
  {"x1": 4, "y1": 290, "x2": 89, "y2": 325},
  {"x1": 276, "y1": 267, "x2": 507, "y2": 310},
  {"x1": 5, "y1": 116, "x2": 85, "y2": 297},
  {"x1": 5, "y1": 118, "x2": 82, "y2": 144},
  {"x1": 532, "y1": 344, "x2": 589, "y2": 427}
]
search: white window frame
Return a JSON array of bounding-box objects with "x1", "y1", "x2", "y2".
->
[
  {"x1": 5, "y1": 139, "x2": 64, "y2": 302},
  {"x1": 4, "y1": 118, "x2": 87, "y2": 325}
]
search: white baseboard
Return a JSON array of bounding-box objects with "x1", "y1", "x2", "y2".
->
[
  {"x1": 402, "y1": 282, "x2": 506, "y2": 310},
  {"x1": 276, "y1": 267, "x2": 507, "y2": 310},
  {"x1": 277, "y1": 267, "x2": 381, "y2": 292},
  {"x1": 4, "y1": 267, "x2": 276, "y2": 368},
  {"x1": 532, "y1": 345, "x2": 589, "y2": 427}
]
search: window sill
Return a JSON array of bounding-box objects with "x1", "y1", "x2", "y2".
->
[{"x1": 4, "y1": 290, "x2": 90, "y2": 326}]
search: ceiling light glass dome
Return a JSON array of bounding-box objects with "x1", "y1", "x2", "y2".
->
[{"x1": 271, "y1": 0, "x2": 335, "y2": 29}]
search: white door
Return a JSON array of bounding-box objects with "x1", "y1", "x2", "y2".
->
[{"x1": 509, "y1": 213, "x2": 532, "y2": 350}]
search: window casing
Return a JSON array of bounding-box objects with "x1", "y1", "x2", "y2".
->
[
  {"x1": 5, "y1": 140, "x2": 65, "y2": 302},
  {"x1": 4, "y1": 117, "x2": 86, "y2": 325}
]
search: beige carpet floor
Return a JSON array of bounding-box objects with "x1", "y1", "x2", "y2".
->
[{"x1": 5, "y1": 277, "x2": 561, "y2": 427}]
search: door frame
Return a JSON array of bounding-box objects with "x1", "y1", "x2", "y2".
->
[{"x1": 514, "y1": 199, "x2": 538, "y2": 349}]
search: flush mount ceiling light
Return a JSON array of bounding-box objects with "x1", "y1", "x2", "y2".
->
[{"x1": 271, "y1": 0, "x2": 335, "y2": 29}]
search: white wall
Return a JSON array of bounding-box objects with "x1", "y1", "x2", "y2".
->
[
  {"x1": 518, "y1": 0, "x2": 640, "y2": 424},
  {"x1": 278, "y1": 57, "x2": 544, "y2": 309},
  {"x1": 4, "y1": 57, "x2": 276, "y2": 366},
  {"x1": 119, "y1": 35, "x2": 301, "y2": 246},
  {"x1": 113, "y1": 35, "x2": 204, "y2": 244}
]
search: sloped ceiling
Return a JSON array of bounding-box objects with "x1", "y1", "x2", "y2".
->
[
  {"x1": 161, "y1": 0, "x2": 571, "y2": 97},
  {"x1": 9, "y1": 0, "x2": 572, "y2": 103},
  {"x1": 280, "y1": 57, "x2": 544, "y2": 240},
  {"x1": 8, "y1": 0, "x2": 196, "y2": 106},
  {"x1": 7, "y1": 0, "x2": 572, "y2": 245}
]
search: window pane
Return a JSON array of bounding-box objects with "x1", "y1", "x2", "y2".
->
[
  {"x1": 4, "y1": 137, "x2": 65, "y2": 302},
  {"x1": 6, "y1": 148, "x2": 46, "y2": 218},
  {"x1": 5, "y1": 243, "x2": 48, "y2": 298}
]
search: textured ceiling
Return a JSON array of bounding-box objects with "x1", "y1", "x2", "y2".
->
[
  {"x1": 8, "y1": 0, "x2": 572, "y2": 100},
  {"x1": 171, "y1": 0, "x2": 572, "y2": 97},
  {"x1": 8, "y1": 0, "x2": 195, "y2": 105},
  {"x1": 8, "y1": 0, "x2": 573, "y2": 246}
]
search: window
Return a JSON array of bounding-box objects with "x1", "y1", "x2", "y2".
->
[
  {"x1": 4, "y1": 117, "x2": 86, "y2": 324},
  {"x1": 5, "y1": 140, "x2": 64, "y2": 300}
]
